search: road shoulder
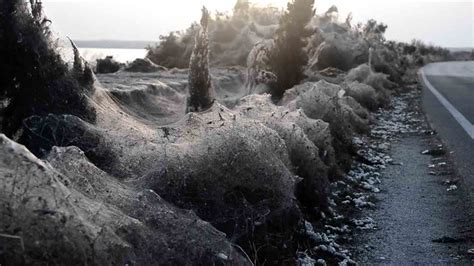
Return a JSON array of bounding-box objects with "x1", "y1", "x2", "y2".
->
[{"x1": 350, "y1": 82, "x2": 474, "y2": 264}]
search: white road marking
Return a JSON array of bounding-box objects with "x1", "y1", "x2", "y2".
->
[{"x1": 420, "y1": 68, "x2": 474, "y2": 140}]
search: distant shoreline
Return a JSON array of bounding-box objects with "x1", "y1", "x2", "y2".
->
[
  {"x1": 448, "y1": 47, "x2": 473, "y2": 52},
  {"x1": 75, "y1": 40, "x2": 472, "y2": 52},
  {"x1": 77, "y1": 47, "x2": 148, "y2": 63}
]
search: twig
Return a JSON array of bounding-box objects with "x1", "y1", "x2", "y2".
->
[
  {"x1": 231, "y1": 243, "x2": 254, "y2": 266},
  {"x1": 0, "y1": 233, "x2": 25, "y2": 252}
]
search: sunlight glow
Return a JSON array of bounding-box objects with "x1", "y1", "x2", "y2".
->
[{"x1": 44, "y1": 0, "x2": 473, "y2": 47}]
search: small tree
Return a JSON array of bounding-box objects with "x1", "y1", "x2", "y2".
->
[
  {"x1": 95, "y1": 56, "x2": 121, "y2": 74},
  {"x1": 345, "y1": 12, "x2": 353, "y2": 28},
  {"x1": 268, "y1": 0, "x2": 315, "y2": 97},
  {"x1": 186, "y1": 7, "x2": 214, "y2": 113},
  {"x1": 234, "y1": 0, "x2": 250, "y2": 15},
  {"x1": 363, "y1": 19, "x2": 387, "y2": 43}
]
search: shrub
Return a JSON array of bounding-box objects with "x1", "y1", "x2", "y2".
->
[
  {"x1": 96, "y1": 56, "x2": 121, "y2": 74},
  {"x1": 146, "y1": 1, "x2": 284, "y2": 69},
  {"x1": 233, "y1": 0, "x2": 250, "y2": 15},
  {"x1": 124, "y1": 58, "x2": 166, "y2": 73},
  {"x1": 186, "y1": 7, "x2": 214, "y2": 112},
  {"x1": 146, "y1": 27, "x2": 197, "y2": 68},
  {"x1": 363, "y1": 19, "x2": 388, "y2": 43},
  {"x1": 0, "y1": 0, "x2": 96, "y2": 137},
  {"x1": 268, "y1": 0, "x2": 315, "y2": 98}
]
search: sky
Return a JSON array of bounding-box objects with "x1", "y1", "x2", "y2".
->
[{"x1": 44, "y1": 0, "x2": 473, "y2": 48}]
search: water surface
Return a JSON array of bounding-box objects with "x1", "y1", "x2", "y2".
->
[{"x1": 78, "y1": 48, "x2": 147, "y2": 63}]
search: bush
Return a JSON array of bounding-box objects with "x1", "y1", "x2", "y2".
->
[
  {"x1": 312, "y1": 41, "x2": 355, "y2": 71},
  {"x1": 146, "y1": 1, "x2": 283, "y2": 69},
  {"x1": 124, "y1": 58, "x2": 166, "y2": 73},
  {"x1": 363, "y1": 19, "x2": 387, "y2": 43},
  {"x1": 343, "y1": 81, "x2": 380, "y2": 111},
  {"x1": 268, "y1": 0, "x2": 315, "y2": 97},
  {"x1": 146, "y1": 27, "x2": 197, "y2": 68},
  {"x1": 0, "y1": 134, "x2": 250, "y2": 265},
  {"x1": 234, "y1": 0, "x2": 250, "y2": 15},
  {"x1": 96, "y1": 56, "x2": 121, "y2": 74},
  {"x1": 186, "y1": 7, "x2": 214, "y2": 112},
  {"x1": 19, "y1": 102, "x2": 306, "y2": 264},
  {"x1": 0, "y1": 0, "x2": 96, "y2": 137},
  {"x1": 281, "y1": 81, "x2": 370, "y2": 171}
]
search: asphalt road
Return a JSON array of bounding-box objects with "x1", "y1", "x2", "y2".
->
[
  {"x1": 421, "y1": 61, "x2": 474, "y2": 207},
  {"x1": 353, "y1": 63, "x2": 474, "y2": 264},
  {"x1": 354, "y1": 136, "x2": 473, "y2": 264}
]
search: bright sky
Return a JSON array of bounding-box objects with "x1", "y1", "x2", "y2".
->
[{"x1": 44, "y1": 0, "x2": 473, "y2": 48}]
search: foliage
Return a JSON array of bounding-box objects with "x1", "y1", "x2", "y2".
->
[
  {"x1": 186, "y1": 7, "x2": 214, "y2": 112},
  {"x1": 146, "y1": 1, "x2": 283, "y2": 68},
  {"x1": 0, "y1": 0, "x2": 96, "y2": 137},
  {"x1": 233, "y1": 0, "x2": 250, "y2": 15},
  {"x1": 363, "y1": 19, "x2": 388, "y2": 43},
  {"x1": 125, "y1": 58, "x2": 166, "y2": 72},
  {"x1": 410, "y1": 39, "x2": 450, "y2": 57},
  {"x1": 146, "y1": 27, "x2": 197, "y2": 68},
  {"x1": 268, "y1": 0, "x2": 315, "y2": 97},
  {"x1": 96, "y1": 56, "x2": 121, "y2": 74}
]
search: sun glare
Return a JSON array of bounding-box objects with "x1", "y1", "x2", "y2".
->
[
  {"x1": 248, "y1": 0, "x2": 289, "y2": 6},
  {"x1": 201, "y1": 0, "x2": 289, "y2": 9}
]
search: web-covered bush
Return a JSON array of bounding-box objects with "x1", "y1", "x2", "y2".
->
[
  {"x1": 268, "y1": 0, "x2": 315, "y2": 97},
  {"x1": 0, "y1": 0, "x2": 96, "y2": 137},
  {"x1": 96, "y1": 56, "x2": 121, "y2": 74}
]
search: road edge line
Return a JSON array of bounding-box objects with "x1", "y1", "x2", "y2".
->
[{"x1": 419, "y1": 67, "x2": 474, "y2": 139}]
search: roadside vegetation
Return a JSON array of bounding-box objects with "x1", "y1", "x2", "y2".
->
[
  {"x1": 0, "y1": 0, "x2": 96, "y2": 137},
  {"x1": 95, "y1": 56, "x2": 121, "y2": 74},
  {"x1": 0, "y1": 0, "x2": 454, "y2": 264}
]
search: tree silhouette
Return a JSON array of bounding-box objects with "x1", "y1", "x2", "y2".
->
[
  {"x1": 186, "y1": 7, "x2": 214, "y2": 113},
  {"x1": 268, "y1": 0, "x2": 315, "y2": 98},
  {"x1": 234, "y1": 0, "x2": 250, "y2": 15},
  {"x1": 363, "y1": 19, "x2": 388, "y2": 43},
  {"x1": 0, "y1": 0, "x2": 96, "y2": 137}
]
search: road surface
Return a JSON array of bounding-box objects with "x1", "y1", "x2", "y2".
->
[
  {"x1": 354, "y1": 136, "x2": 473, "y2": 264},
  {"x1": 421, "y1": 61, "x2": 474, "y2": 260},
  {"x1": 353, "y1": 62, "x2": 474, "y2": 264},
  {"x1": 421, "y1": 61, "x2": 474, "y2": 205}
]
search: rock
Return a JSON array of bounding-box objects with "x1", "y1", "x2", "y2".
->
[
  {"x1": 447, "y1": 185, "x2": 458, "y2": 192},
  {"x1": 421, "y1": 148, "x2": 447, "y2": 156}
]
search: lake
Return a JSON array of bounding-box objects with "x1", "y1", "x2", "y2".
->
[{"x1": 78, "y1": 48, "x2": 148, "y2": 63}]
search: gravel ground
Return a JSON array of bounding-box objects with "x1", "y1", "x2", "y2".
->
[{"x1": 349, "y1": 87, "x2": 474, "y2": 264}]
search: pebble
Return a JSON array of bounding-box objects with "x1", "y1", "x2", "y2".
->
[{"x1": 447, "y1": 185, "x2": 458, "y2": 192}]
